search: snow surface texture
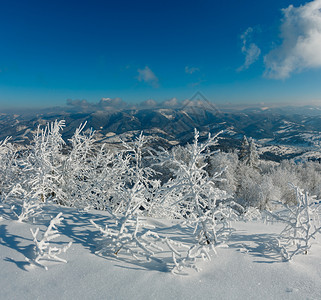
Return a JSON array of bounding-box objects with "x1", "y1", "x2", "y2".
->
[{"x1": 1, "y1": 203, "x2": 321, "y2": 300}]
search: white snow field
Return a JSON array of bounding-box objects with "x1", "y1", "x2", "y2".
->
[{"x1": 1, "y1": 203, "x2": 321, "y2": 300}]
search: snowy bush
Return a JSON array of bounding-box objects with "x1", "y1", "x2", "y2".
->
[
  {"x1": 207, "y1": 151, "x2": 239, "y2": 196},
  {"x1": 113, "y1": 132, "x2": 160, "y2": 214},
  {"x1": 28, "y1": 212, "x2": 72, "y2": 270},
  {"x1": 0, "y1": 137, "x2": 19, "y2": 201},
  {"x1": 269, "y1": 162, "x2": 299, "y2": 205},
  {"x1": 4, "y1": 120, "x2": 321, "y2": 275},
  {"x1": 288, "y1": 161, "x2": 321, "y2": 200},
  {"x1": 236, "y1": 168, "x2": 281, "y2": 210},
  {"x1": 3, "y1": 121, "x2": 66, "y2": 221},
  {"x1": 85, "y1": 146, "x2": 129, "y2": 211},
  {"x1": 90, "y1": 134, "x2": 166, "y2": 268},
  {"x1": 89, "y1": 130, "x2": 242, "y2": 274},
  {"x1": 267, "y1": 184, "x2": 321, "y2": 261},
  {"x1": 18, "y1": 120, "x2": 66, "y2": 203},
  {"x1": 58, "y1": 122, "x2": 131, "y2": 211},
  {"x1": 58, "y1": 122, "x2": 97, "y2": 208},
  {"x1": 11, "y1": 198, "x2": 43, "y2": 223},
  {"x1": 90, "y1": 217, "x2": 200, "y2": 274},
  {"x1": 153, "y1": 130, "x2": 240, "y2": 249}
]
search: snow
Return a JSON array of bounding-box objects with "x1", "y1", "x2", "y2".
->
[
  {"x1": 1, "y1": 203, "x2": 321, "y2": 300},
  {"x1": 158, "y1": 109, "x2": 175, "y2": 120}
]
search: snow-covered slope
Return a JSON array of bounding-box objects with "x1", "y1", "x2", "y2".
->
[{"x1": 1, "y1": 203, "x2": 321, "y2": 300}]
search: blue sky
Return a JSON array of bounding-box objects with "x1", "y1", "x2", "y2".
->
[{"x1": 1, "y1": 0, "x2": 321, "y2": 108}]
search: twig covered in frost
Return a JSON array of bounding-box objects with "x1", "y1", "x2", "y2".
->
[
  {"x1": 11, "y1": 200, "x2": 43, "y2": 223},
  {"x1": 28, "y1": 212, "x2": 72, "y2": 270}
]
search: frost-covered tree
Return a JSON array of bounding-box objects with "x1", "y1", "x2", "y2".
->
[
  {"x1": 239, "y1": 135, "x2": 249, "y2": 161},
  {"x1": 239, "y1": 136, "x2": 260, "y2": 169}
]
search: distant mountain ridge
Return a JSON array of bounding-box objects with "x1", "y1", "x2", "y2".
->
[{"x1": 1, "y1": 104, "x2": 321, "y2": 161}]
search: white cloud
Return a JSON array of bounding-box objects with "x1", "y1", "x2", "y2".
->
[
  {"x1": 185, "y1": 66, "x2": 199, "y2": 74},
  {"x1": 99, "y1": 97, "x2": 127, "y2": 108},
  {"x1": 139, "y1": 99, "x2": 157, "y2": 107},
  {"x1": 137, "y1": 66, "x2": 159, "y2": 87},
  {"x1": 163, "y1": 97, "x2": 179, "y2": 107},
  {"x1": 264, "y1": 0, "x2": 321, "y2": 79},
  {"x1": 238, "y1": 27, "x2": 261, "y2": 71}
]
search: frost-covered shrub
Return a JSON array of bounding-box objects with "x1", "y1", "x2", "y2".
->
[
  {"x1": 11, "y1": 197, "x2": 43, "y2": 223},
  {"x1": 86, "y1": 146, "x2": 129, "y2": 211},
  {"x1": 292, "y1": 161, "x2": 321, "y2": 199},
  {"x1": 153, "y1": 130, "x2": 239, "y2": 247},
  {"x1": 235, "y1": 165, "x2": 280, "y2": 210},
  {"x1": 4, "y1": 121, "x2": 65, "y2": 221},
  {"x1": 267, "y1": 184, "x2": 321, "y2": 261},
  {"x1": 267, "y1": 160, "x2": 321, "y2": 205},
  {"x1": 91, "y1": 217, "x2": 198, "y2": 274},
  {"x1": 0, "y1": 137, "x2": 19, "y2": 200},
  {"x1": 111, "y1": 132, "x2": 160, "y2": 215},
  {"x1": 58, "y1": 123, "x2": 131, "y2": 211},
  {"x1": 269, "y1": 161, "x2": 299, "y2": 205},
  {"x1": 234, "y1": 157, "x2": 321, "y2": 210},
  {"x1": 152, "y1": 144, "x2": 201, "y2": 185},
  {"x1": 28, "y1": 212, "x2": 72, "y2": 270},
  {"x1": 19, "y1": 120, "x2": 66, "y2": 203},
  {"x1": 207, "y1": 151, "x2": 239, "y2": 195},
  {"x1": 90, "y1": 130, "x2": 241, "y2": 274},
  {"x1": 90, "y1": 133, "x2": 174, "y2": 268},
  {"x1": 58, "y1": 122, "x2": 98, "y2": 208}
]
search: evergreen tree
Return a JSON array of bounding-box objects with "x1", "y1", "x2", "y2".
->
[{"x1": 239, "y1": 136, "x2": 260, "y2": 169}]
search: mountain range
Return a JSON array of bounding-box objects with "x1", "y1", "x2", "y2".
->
[{"x1": 1, "y1": 102, "x2": 321, "y2": 162}]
